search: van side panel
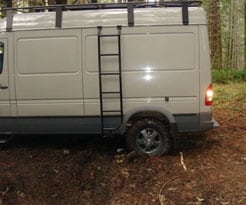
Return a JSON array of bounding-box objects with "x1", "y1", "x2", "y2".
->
[
  {"x1": 83, "y1": 26, "x2": 199, "y2": 118},
  {"x1": 14, "y1": 29, "x2": 84, "y2": 116}
]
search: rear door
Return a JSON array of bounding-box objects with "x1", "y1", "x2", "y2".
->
[{"x1": 0, "y1": 39, "x2": 10, "y2": 116}]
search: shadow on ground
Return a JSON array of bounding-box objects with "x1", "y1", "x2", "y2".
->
[{"x1": 1, "y1": 133, "x2": 218, "y2": 155}]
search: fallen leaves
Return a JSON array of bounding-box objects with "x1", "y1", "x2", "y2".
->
[
  {"x1": 16, "y1": 191, "x2": 25, "y2": 198},
  {"x1": 158, "y1": 177, "x2": 179, "y2": 205},
  {"x1": 180, "y1": 152, "x2": 187, "y2": 171},
  {"x1": 196, "y1": 196, "x2": 205, "y2": 202},
  {"x1": 63, "y1": 149, "x2": 70, "y2": 155},
  {"x1": 0, "y1": 187, "x2": 9, "y2": 197},
  {"x1": 121, "y1": 169, "x2": 130, "y2": 178}
]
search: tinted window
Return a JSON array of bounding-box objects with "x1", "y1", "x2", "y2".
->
[{"x1": 0, "y1": 43, "x2": 4, "y2": 74}]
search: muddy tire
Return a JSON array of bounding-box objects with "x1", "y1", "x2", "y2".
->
[{"x1": 126, "y1": 119, "x2": 171, "y2": 156}]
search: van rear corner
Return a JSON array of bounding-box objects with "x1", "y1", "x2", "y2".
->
[
  {"x1": 199, "y1": 83, "x2": 220, "y2": 132},
  {"x1": 200, "y1": 112, "x2": 220, "y2": 132}
]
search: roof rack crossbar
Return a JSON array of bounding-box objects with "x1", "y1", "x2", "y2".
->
[
  {"x1": 56, "y1": 6, "x2": 63, "y2": 28},
  {"x1": 127, "y1": 4, "x2": 134, "y2": 27},
  {"x1": 182, "y1": 0, "x2": 189, "y2": 25},
  {"x1": 6, "y1": 10, "x2": 13, "y2": 32}
]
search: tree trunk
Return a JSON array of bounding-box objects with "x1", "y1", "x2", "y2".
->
[
  {"x1": 55, "y1": 0, "x2": 67, "y2": 4},
  {"x1": 47, "y1": 0, "x2": 67, "y2": 5},
  {"x1": 48, "y1": 0, "x2": 56, "y2": 4},
  {"x1": 226, "y1": 0, "x2": 242, "y2": 69},
  {"x1": 7, "y1": 0, "x2": 12, "y2": 7},
  {"x1": 226, "y1": 0, "x2": 233, "y2": 68},
  {"x1": 245, "y1": 0, "x2": 246, "y2": 69},
  {"x1": 208, "y1": 0, "x2": 222, "y2": 69}
]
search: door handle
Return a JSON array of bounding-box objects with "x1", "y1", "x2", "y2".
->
[{"x1": 0, "y1": 84, "x2": 8, "y2": 89}]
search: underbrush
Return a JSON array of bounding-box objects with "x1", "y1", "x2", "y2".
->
[
  {"x1": 213, "y1": 82, "x2": 246, "y2": 113},
  {"x1": 212, "y1": 69, "x2": 246, "y2": 84}
]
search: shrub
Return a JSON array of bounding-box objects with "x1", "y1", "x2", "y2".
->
[{"x1": 212, "y1": 69, "x2": 246, "y2": 83}]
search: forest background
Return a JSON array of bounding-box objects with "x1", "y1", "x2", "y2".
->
[{"x1": 0, "y1": 0, "x2": 245, "y2": 71}]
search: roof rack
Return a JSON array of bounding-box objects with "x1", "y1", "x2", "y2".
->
[{"x1": 2, "y1": 1, "x2": 202, "y2": 32}]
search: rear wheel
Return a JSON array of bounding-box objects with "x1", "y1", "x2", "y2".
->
[{"x1": 126, "y1": 119, "x2": 171, "y2": 156}]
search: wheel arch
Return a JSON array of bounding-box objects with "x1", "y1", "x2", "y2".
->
[{"x1": 122, "y1": 106, "x2": 176, "y2": 128}]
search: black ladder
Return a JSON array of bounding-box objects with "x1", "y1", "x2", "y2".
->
[{"x1": 97, "y1": 25, "x2": 123, "y2": 136}]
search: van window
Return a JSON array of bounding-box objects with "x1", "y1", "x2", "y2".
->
[{"x1": 0, "y1": 43, "x2": 4, "y2": 74}]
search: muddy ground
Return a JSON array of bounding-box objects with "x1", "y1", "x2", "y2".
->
[{"x1": 0, "y1": 84, "x2": 245, "y2": 205}]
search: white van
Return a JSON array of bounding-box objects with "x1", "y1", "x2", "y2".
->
[{"x1": 0, "y1": 1, "x2": 218, "y2": 155}]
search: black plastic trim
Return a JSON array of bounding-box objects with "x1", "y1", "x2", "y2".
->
[
  {"x1": 0, "y1": 112, "x2": 218, "y2": 135},
  {"x1": 174, "y1": 112, "x2": 218, "y2": 132},
  {"x1": 0, "y1": 116, "x2": 121, "y2": 135}
]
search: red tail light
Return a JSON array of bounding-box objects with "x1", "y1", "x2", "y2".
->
[{"x1": 205, "y1": 84, "x2": 213, "y2": 106}]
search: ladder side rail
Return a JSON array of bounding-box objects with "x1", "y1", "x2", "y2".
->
[
  {"x1": 97, "y1": 26, "x2": 105, "y2": 135},
  {"x1": 97, "y1": 25, "x2": 123, "y2": 135},
  {"x1": 117, "y1": 26, "x2": 124, "y2": 123}
]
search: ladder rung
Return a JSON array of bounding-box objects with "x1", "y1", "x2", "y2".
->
[
  {"x1": 101, "y1": 72, "x2": 120, "y2": 76},
  {"x1": 102, "y1": 91, "x2": 120, "y2": 94},
  {"x1": 100, "y1": 53, "x2": 119, "y2": 57},
  {"x1": 99, "y1": 35, "x2": 119, "y2": 38}
]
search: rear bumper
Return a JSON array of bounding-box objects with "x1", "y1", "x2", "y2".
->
[
  {"x1": 213, "y1": 118, "x2": 220, "y2": 128},
  {"x1": 174, "y1": 112, "x2": 219, "y2": 133},
  {"x1": 200, "y1": 117, "x2": 219, "y2": 131}
]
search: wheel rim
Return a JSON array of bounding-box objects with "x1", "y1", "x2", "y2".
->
[{"x1": 135, "y1": 128, "x2": 162, "y2": 154}]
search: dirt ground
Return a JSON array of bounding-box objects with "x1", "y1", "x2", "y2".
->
[{"x1": 0, "y1": 84, "x2": 245, "y2": 205}]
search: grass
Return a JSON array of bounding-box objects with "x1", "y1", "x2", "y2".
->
[
  {"x1": 212, "y1": 69, "x2": 246, "y2": 113},
  {"x1": 212, "y1": 69, "x2": 246, "y2": 84},
  {"x1": 213, "y1": 82, "x2": 246, "y2": 113}
]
